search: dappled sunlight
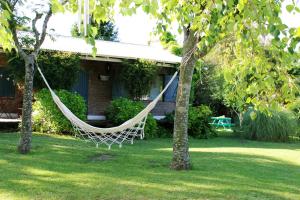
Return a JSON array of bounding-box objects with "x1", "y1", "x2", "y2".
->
[
  {"x1": 156, "y1": 147, "x2": 300, "y2": 166},
  {"x1": 0, "y1": 159, "x2": 8, "y2": 165},
  {"x1": 0, "y1": 133, "x2": 300, "y2": 200},
  {"x1": 24, "y1": 167, "x2": 61, "y2": 177}
]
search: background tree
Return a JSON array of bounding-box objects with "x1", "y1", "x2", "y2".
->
[
  {"x1": 0, "y1": 0, "x2": 55, "y2": 153},
  {"x1": 71, "y1": 20, "x2": 118, "y2": 41},
  {"x1": 144, "y1": 0, "x2": 300, "y2": 170},
  {"x1": 0, "y1": 0, "x2": 121, "y2": 154}
]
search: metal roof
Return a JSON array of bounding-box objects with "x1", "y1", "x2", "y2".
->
[{"x1": 41, "y1": 35, "x2": 181, "y2": 64}]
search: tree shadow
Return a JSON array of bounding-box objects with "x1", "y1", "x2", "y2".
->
[{"x1": 0, "y1": 133, "x2": 299, "y2": 200}]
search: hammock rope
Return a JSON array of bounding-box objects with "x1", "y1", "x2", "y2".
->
[{"x1": 37, "y1": 66, "x2": 178, "y2": 149}]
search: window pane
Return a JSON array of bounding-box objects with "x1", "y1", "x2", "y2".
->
[
  {"x1": 142, "y1": 75, "x2": 164, "y2": 101},
  {"x1": 0, "y1": 68, "x2": 15, "y2": 97}
]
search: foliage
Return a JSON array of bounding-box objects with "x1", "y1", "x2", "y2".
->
[
  {"x1": 121, "y1": 59, "x2": 159, "y2": 100},
  {"x1": 221, "y1": 40, "x2": 298, "y2": 114},
  {"x1": 190, "y1": 61, "x2": 224, "y2": 109},
  {"x1": 287, "y1": 99, "x2": 300, "y2": 120},
  {"x1": 287, "y1": 99, "x2": 300, "y2": 136},
  {"x1": 105, "y1": 98, "x2": 158, "y2": 139},
  {"x1": 6, "y1": 50, "x2": 80, "y2": 90},
  {"x1": 147, "y1": 0, "x2": 300, "y2": 115},
  {"x1": 71, "y1": 20, "x2": 118, "y2": 41},
  {"x1": 156, "y1": 125, "x2": 173, "y2": 138},
  {"x1": 188, "y1": 105, "x2": 216, "y2": 139},
  {"x1": 241, "y1": 108, "x2": 298, "y2": 142},
  {"x1": 164, "y1": 105, "x2": 215, "y2": 139},
  {"x1": 32, "y1": 89, "x2": 87, "y2": 134},
  {"x1": 159, "y1": 31, "x2": 182, "y2": 56}
]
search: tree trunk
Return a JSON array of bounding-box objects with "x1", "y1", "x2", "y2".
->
[
  {"x1": 170, "y1": 29, "x2": 198, "y2": 170},
  {"x1": 233, "y1": 109, "x2": 243, "y2": 128},
  {"x1": 18, "y1": 55, "x2": 35, "y2": 154}
]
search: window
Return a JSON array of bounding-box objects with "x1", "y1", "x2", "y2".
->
[
  {"x1": 142, "y1": 75, "x2": 164, "y2": 101},
  {"x1": 0, "y1": 68, "x2": 15, "y2": 98},
  {"x1": 71, "y1": 70, "x2": 89, "y2": 104},
  {"x1": 163, "y1": 74, "x2": 178, "y2": 102}
]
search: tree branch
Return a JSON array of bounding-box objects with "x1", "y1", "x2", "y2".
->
[
  {"x1": 10, "y1": 0, "x2": 19, "y2": 9},
  {"x1": 33, "y1": 8, "x2": 52, "y2": 55},
  {"x1": 32, "y1": 11, "x2": 43, "y2": 49}
]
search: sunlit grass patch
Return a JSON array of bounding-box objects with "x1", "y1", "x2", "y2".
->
[{"x1": 0, "y1": 133, "x2": 299, "y2": 200}]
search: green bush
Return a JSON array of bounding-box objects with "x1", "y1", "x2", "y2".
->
[
  {"x1": 163, "y1": 105, "x2": 215, "y2": 139},
  {"x1": 241, "y1": 109, "x2": 298, "y2": 142},
  {"x1": 105, "y1": 98, "x2": 158, "y2": 138},
  {"x1": 188, "y1": 105, "x2": 216, "y2": 138},
  {"x1": 7, "y1": 50, "x2": 80, "y2": 90},
  {"x1": 33, "y1": 89, "x2": 87, "y2": 134}
]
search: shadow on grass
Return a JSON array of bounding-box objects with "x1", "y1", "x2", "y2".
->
[{"x1": 0, "y1": 132, "x2": 299, "y2": 200}]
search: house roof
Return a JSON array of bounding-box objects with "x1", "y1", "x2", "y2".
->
[{"x1": 41, "y1": 35, "x2": 182, "y2": 64}]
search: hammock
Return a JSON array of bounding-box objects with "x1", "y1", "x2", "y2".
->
[{"x1": 37, "y1": 67, "x2": 178, "y2": 149}]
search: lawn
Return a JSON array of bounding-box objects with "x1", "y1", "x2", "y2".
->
[{"x1": 0, "y1": 132, "x2": 299, "y2": 200}]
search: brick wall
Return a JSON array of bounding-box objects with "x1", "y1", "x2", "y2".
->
[
  {"x1": 0, "y1": 53, "x2": 23, "y2": 116},
  {"x1": 0, "y1": 54, "x2": 7, "y2": 66},
  {"x1": 81, "y1": 60, "x2": 116, "y2": 115},
  {"x1": 0, "y1": 85, "x2": 23, "y2": 115},
  {"x1": 0, "y1": 52, "x2": 176, "y2": 118},
  {"x1": 81, "y1": 60, "x2": 176, "y2": 116}
]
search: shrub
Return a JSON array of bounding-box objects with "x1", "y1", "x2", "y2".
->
[
  {"x1": 163, "y1": 105, "x2": 215, "y2": 139},
  {"x1": 121, "y1": 59, "x2": 159, "y2": 100},
  {"x1": 241, "y1": 108, "x2": 298, "y2": 142},
  {"x1": 33, "y1": 89, "x2": 87, "y2": 134},
  {"x1": 7, "y1": 50, "x2": 80, "y2": 90},
  {"x1": 157, "y1": 125, "x2": 173, "y2": 138},
  {"x1": 188, "y1": 105, "x2": 216, "y2": 138},
  {"x1": 105, "y1": 98, "x2": 158, "y2": 138}
]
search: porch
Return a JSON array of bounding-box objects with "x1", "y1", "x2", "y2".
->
[{"x1": 74, "y1": 59, "x2": 178, "y2": 120}]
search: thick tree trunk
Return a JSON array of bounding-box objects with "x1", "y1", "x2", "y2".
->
[
  {"x1": 18, "y1": 56, "x2": 35, "y2": 154},
  {"x1": 170, "y1": 29, "x2": 198, "y2": 170}
]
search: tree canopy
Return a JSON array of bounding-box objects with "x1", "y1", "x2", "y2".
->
[{"x1": 71, "y1": 20, "x2": 119, "y2": 41}]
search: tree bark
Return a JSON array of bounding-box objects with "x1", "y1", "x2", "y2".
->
[
  {"x1": 170, "y1": 29, "x2": 198, "y2": 170},
  {"x1": 18, "y1": 55, "x2": 35, "y2": 154}
]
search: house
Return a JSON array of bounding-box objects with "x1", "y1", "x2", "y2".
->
[{"x1": 0, "y1": 35, "x2": 181, "y2": 121}]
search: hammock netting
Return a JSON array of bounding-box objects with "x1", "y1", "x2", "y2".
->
[{"x1": 37, "y1": 66, "x2": 178, "y2": 149}]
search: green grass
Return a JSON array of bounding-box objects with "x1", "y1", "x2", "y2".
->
[{"x1": 0, "y1": 132, "x2": 300, "y2": 200}]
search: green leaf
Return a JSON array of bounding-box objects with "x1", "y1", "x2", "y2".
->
[
  {"x1": 90, "y1": 27, "x2": 98, "y2": 37},
  {"x1": 286, "y1": 5, "x2": 294, "y2": 13},
  {"x1": 51, "y1": 0, "x2": 65, "y2": 13},
  {"x1": 250, "y1": 111, "x2": 257, "y2": 120},
  {"x1": 246, "y1": 97, "x2": 251, "y2": 104},
  {"x1": 92, "y1": 47, "x2": 97, "y2": 57},
  {"x1": 295, "y1": 27, "x2": 300, "y2": 37}
]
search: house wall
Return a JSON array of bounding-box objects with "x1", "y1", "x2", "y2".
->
[
  {"x1": 80, "y1": 60, "x2": 176, "y2": 117},
  {"x1": 0, "y1": 52, "x2": 177, "y2": 119},
  {"x1": 0, "y1": 54, "x2": 23, "y2": 117},
  {"x1": 81, "y1": 60, "x2": 114, "y2": 115}
]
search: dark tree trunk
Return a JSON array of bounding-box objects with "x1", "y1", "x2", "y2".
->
[
  {"x1": 18, "y1": 56, "x2": 35, "y2": 154},
  {"x1": 170, "y1": 29, "x2": 198, "y2": 170}
]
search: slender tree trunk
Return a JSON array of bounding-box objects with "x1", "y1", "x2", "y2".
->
[
  {"x1": 18, "y1": 55, "x2": 35, "y2": 154},
  {"x1": 170, "y1": 29, "x2": 198, "y2": 170},
  {"x1": 233, "y1": 109, "x2": 243, "y2": 128}
]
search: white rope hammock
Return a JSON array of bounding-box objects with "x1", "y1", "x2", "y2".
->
[{"x1": 37, "y1": 66, "x2": 178, "y2": 149}]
